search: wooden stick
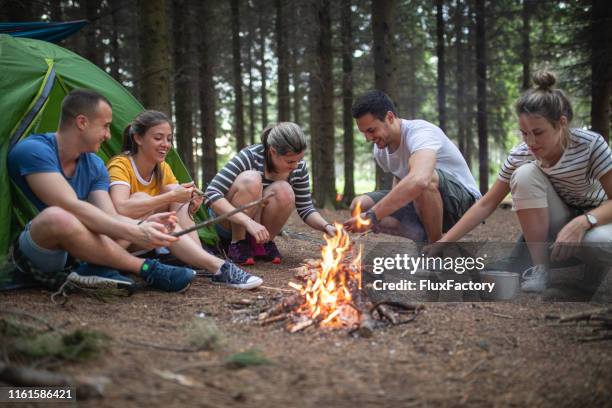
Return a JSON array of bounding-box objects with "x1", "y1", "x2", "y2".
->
[
  {"x1": 288, "y1": 318, "x2": 314, "y2": 333},
  {"x1": 376, "y1": 304, "x2": 399, "y2": 325},
  {"x1": 172, "y1": 193, "x2": 275, "y2": 237},
  {"x1": 261, "y1": 313, "x2": 289, "y2": 326},
  {"x1": 559, "y1": 307, "x2": 611, "y2": 323}
]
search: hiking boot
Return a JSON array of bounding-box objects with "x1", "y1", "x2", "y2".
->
[
  {"x1": 212, "y1": 261, "x2": 263, "y2": 290},
  {"x1": 521, "y1": 264, "x2": 548, "y2": 293},
  {"x1": 262, "y1": 241, "x2": 282, "y2": 264},
  {"x1": 140, "y1": 259, "x2": 195, "y2": 293},
  {"x1": 228, "y1": 240, "x2": 255, "y2": 265},
  {"x1": 68, "y1": 263, "x2": 135, "y2": 290}
]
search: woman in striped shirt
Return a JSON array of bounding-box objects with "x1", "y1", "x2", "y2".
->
[
  {"x1": 430, "y1": 71, "x2": 612, "y2": 293},
  {"x1": 205, "y1": 122, "x2": 336, "y2": 265}
]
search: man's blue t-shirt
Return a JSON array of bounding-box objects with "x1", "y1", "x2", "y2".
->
[{"x1": 8, "y1": 133, "x2": 109, "y2": 211}]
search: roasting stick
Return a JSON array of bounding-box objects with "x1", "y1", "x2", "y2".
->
[{"x1": 130, "y1": 193, "x2": 275, "y2": 255}]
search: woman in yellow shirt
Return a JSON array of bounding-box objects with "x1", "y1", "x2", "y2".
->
[{"x1": 107, "y1": 110, "x2": 262, "y2": 290}]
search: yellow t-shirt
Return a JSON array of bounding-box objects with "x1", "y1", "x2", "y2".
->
[{"x1": 107, "y1": 154, "x2": 178, "y2": 196}]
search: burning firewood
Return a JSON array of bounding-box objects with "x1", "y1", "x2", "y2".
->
[{"x1": 287, "y1": 318, "x2": 315, "y2": 333}]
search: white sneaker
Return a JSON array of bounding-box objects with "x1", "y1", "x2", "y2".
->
[{"x1": 521, "y1": 265, "x2": 548, "y2": 293}]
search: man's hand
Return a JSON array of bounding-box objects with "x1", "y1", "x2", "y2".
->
[
  {"x1": 551, "y1": 215, "x2": 589, "y2": 261},
  {"x1": 146, "y1": 211, "x2": 178, "y2": 234},
  {"x1": 343, "y1": 213, "x2": 372, "y2": 233},
  {"x1": 134, "y1": 221, "x2": 179, "y2": 249},
  {"x1": 245, "y1": 219, "x2": 270, "y2": 243}
]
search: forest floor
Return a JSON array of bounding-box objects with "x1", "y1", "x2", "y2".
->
[{"x1": 1, "y1": 207, "x2": 611, "y2": 407}]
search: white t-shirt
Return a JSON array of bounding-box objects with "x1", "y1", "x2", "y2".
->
[{"x1": 374, "y1": 119, "x2": 481, "y2": 198}]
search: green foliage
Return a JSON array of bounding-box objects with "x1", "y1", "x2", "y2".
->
[
  {"x1": 224, "y1": 349, "x2": 271, "y2": 369},
  {"x1": 185, "y1": 317, "x2": 223, "y2": 351},
  {"x1": 1, "y1": 317, "x2": 109, "y2": 363}
]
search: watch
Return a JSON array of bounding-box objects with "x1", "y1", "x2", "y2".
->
[
  {"x1": 365, "y1": 209, "x2": 379, "y2": 226},
  {"x1": 585, "y1": 213, "x2": 598, "y2": 229}
]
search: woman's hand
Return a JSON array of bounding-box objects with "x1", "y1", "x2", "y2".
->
[
  {"x1": 323, "y1": 223, "x2": 337, "y2": 236},
  {"x1": 189, "y1": 194, "x2": 204, "y2": 215},
  {"x1": 245, "y1": 219, "x2": 270, "y2": 244},
  {"x1": 551, "y1": 215, "x2": 590, "y2": 261},
  {"x1": 171, "y1": 184, "x2": 194, "y2": 203}
]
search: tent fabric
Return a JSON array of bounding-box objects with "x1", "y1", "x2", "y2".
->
[
  {"x1": 0, "y1": 34, "x2": 216, "y2": 263},
  {"x1": 0, "y1": 21, "x2": 88, "y2": 43}
]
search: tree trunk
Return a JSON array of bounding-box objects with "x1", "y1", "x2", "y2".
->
[
  {"x1": 199, "y1": 0, "x2": 218, "y2": 184},
  {"x1": 521, "y1": 0, "x2": 532, "y2": 90},
  {"x1": 290, "y1": 1, "x2": 302, "y2": 124},
  {"x1": 372, "y1": 0, "x2": 396, "y2": 190},
  {"x1": 247, "y1": 2, "x2": 257, "y2": 145},
  {"x1": 138, "y1": 0, "x2": 172, "y2": 114},
  {"x1": 341, "y1": 0, "x2": 355, "y2": 206},
  {"x1": 276, "y1": 0, "x2": 290, "y2": 122},
  {"x1": 590, "y1": 0, "x2": 611, "y2": 142},
  {"x1": 454, "y1": 0, "x2": 468, "y2": 164},
  {"x1": 172, "y1": 0, "x2": 195, "y2": 178},
  {"x1": 108, "y1": 0, "x2": 122, "y2": 81},
  {"x1": 258, "y1": 9, "x2": 269, "y2": 129},
  {"x1": 436, "y1": 0, "x2": 447, "y2": 132},
  {"x1": 475, "y1": 0, "x2": 488, "y2": 194},
  {"x1": 84, "y1": 0, "x2": 104, "y2": 68},
  {"x1": 308, "y1": 0, "x2": 336, "y2": 208},
  {"x1": 231, "y1": 0, "x2": 246, "y2": 151}
]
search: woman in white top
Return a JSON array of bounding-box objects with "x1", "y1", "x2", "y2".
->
[{"x1": 432, "y1": 71, "x2": 612, "y2": 293}]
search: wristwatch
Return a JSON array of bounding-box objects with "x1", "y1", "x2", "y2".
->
[
  {"x1": 365, "y1": 209, "x2": 379, "y2": 226},
  {"x1": 585, "y1": 213, "x2": 598, "y2": 229}
]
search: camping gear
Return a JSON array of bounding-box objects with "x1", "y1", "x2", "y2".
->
[
  {"x1": 0, "y1": 34, "x2": 215, "y2": 265},
  {"x1": 478, "y1": 270, "x2": 520, "y2": 300}
]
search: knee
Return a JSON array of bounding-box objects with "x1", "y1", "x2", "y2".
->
[
  {"x1": 350, "y1": 195, "x2": 374, "y2": 212},
  {"x1": 510, "y1": 163, "x2": 544, "y2": 194},
  {"x1": 33, "y1": 207, "x2": 82, "y2": 237},
  {"x1": 268, "y1": 181, "x2": 295, "y2": 206},
  {"x1": 413, "y1": 179, "x2": 440, "y2": 206},
  {"x1": 583, "y1": 225, "x2": 612, "y2": 244},
  {"x1": 234, "y1": 170, "x2": 263, "y2": 197}
]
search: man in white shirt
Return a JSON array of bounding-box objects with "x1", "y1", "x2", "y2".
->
[{"x1": 344, "y1": 90, "x2": 481, "y2": 243}]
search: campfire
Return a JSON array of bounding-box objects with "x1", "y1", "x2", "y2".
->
[{"x1": 257, "y1": 204, "x2": 424, "y2": 336}]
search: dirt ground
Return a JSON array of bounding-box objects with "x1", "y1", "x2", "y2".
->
[{"x1": 1, "y1": 207, "x2": 611, "y2": 407}]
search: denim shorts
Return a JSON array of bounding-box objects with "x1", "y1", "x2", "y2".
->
[
  {"x1": 207, "y1": 207, "x2": 232, "y2": 242},
  {"x1": 18, "y1": 222, "x2": 69, "y2": 274},
  {"x1": 365, "y1": 169, "x2": 478, "y2": 234}
]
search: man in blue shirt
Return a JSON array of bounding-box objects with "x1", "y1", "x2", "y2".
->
[{"x1": 8, "y1": 89, "x2": 195, "y2": 292}]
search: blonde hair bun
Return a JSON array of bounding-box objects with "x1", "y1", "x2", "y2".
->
[{"x1": 533, "y1": 71, "x2": 557, "y2": 91}]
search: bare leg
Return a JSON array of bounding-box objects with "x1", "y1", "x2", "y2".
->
[
  {"x1": 222, "y1": 171, "x2": 262, "y2": 241},
  {"x1": 413, "y1": 171, "x2": 444, "y2": 243},
  {"x1": 516, "y1": 208, "x2": 549, "y2": 266},
  {"x1": 28, "y1": 207, "x2": 144, "y2": 274},
  {"x1": 259, "y1": 181, "x2": 295, "y2": 238}
]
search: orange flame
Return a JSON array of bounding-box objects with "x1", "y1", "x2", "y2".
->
[
  {"x1": 353, "y1": 201, "x2": 371, "y2": 230},
  {"x1": 293, "y1": 204, "x2": 368, "y2": 328}
]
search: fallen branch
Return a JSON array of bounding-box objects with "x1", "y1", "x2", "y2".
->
[
  {"x1": 173, "y1": 193, "x2": 275, "y2": 237},
  {"x1": 558, "y1": 307, "x2": 611, "y2": 323},
  {"x1": 376, "y1": 304, "x2": 399, "y2": 325},
  {"x1": 288, "y1": 318, "x2": 314, "y2": 333},
  {"x1": 258, "y1": 294, "x2": 302, "y2": 320},
  {"x1": 260, "y1": 313, "x2": 289, "y2": 326}
]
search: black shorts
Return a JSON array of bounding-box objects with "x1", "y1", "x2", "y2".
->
[{"x1": 365, "y1": 169, "x2": 478, "y2": 232}]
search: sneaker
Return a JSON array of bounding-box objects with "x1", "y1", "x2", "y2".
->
[
  {"x1": 521, "y1": 264, "x2": 548, "y2": 293},
  {"x1": 228, "y1": 240, "x2": 255, "y2": 266},
  {"x1": 211, "y1": 261, "x2": 263, "y2": 290},
  {"x1": 68, "y1": 263, "x2": 135, "y2": 290},
  {"x1": 140, "y1": 259, "x2": 195, "y2": 293},
  {"x1": 263, "y1": 241, "x2": 282, "y2": 264},
  {"x1": 248, "y1": 234, "x2": 266, "y2": 258}
]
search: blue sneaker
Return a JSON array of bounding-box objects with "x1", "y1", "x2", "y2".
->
[
  {"x1": 140, "y1": 259, "x2": 195, "y2": 293},
  {"x1": 68, "y1": 263, "x2": 135, "y2": 290},
  {"x1": 212, "y1": 261, "x2": 263, "y2": 290}
]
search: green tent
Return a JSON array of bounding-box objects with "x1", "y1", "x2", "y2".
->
[{"x1": 0, "y1": 34, "x2": 215, "y2": 263}]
